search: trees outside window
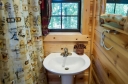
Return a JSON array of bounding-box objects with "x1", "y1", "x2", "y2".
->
[
  {"x1": 106, "y1": 0, "x2": 128, "y2": 16},
  {"x1": 48, "y1": 0, "x2": 81, "y2": 32}
]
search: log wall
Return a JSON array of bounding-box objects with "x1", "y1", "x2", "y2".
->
[{"x1": 91, "y1": 0, "x2": 128, "y2": 84}]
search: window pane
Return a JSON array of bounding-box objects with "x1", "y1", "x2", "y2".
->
[
  {"x1": 48, "y1": 17, "x2": 61, "y2": 29},
  {"x1": 62, "y1": 17, "x2": 78, "y2": 29},
  {"x1": 62, "y1": 3, "x2": 78, "y2": 15},
  {"x1": 106, "y1": 3, "x2": 115, "y2": 14},
  {"x1": 115, "y1": 4, "x2": 128, "y2": 16},
  {"x1": 52, "y1": 3, "x2": 61, "y2": 15}
]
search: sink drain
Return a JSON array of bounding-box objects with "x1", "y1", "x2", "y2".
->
[{"x1": 65, "y1": 67, "x2": 69, "y2": 70}]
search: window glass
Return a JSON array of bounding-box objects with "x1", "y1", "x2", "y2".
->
[
  {"x1": 48, "y1": 17, "x2": 61, "y2": 29},
  {"x1": 48, "y1": 1, "x2": 80, "y2": 32},
  {"x1": 62, "y1": 3, "x2": 78, "y2": 15},
  {"x1": 52, "y1": 3, "x2": 61, "y2": 15},
  {"x1": 106, "y1": 3, "x2": 115, "y2": 14},
  {"x1": 62, "y1": 17, "x2": 78, "y2": 29},
  {"x1": 106, "y1": 1, "x2": 128, "y2": 16},
  {"x1": 115, "y1": 4, "x2": 128, "y2": 16}
]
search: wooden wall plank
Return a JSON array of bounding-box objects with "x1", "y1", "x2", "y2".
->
[
  {"x1": 95, "y1": 30, "x2": 128, "y2": 60},
  {"x1": 91, "y1": 68, "x2": 101, "y2": 84},
  {"x1": 96, "y1": 26, "x2": 128, "y2": 50},
  {"x1": 75, "y1": 70, "x2": 89, "y2": 84},
  {"x1": 93, "y1": 29, "x2": 128, "y2": 83},
  {"x1": 92, "y1": 54, "x2": 110, "y2": 84},
  {"x1": 75, "y1": 74, "x2": 88, "y2": 84},
  {"x1": 91, "y1": 63, "x2": 105, "y2": 84},
  {"x1": 89, "y1": 0, "x2": 97, "y2": 83},
  {"x1": 43, "y1": 35, "x2": 90, "y2": 42},
  {"x1": 93, "y1": 44, "x2": 125, "y2": 84},
  {"x1": 81, "y1": 0, "x2": 90, "y2": 35},
  {"x1": 91, "y1": 0, "x2": 128, "y2": 83},
  {"x1": 47, "y1": 71, "x2": 61, "y2": 83},
  {"x1": 44, "y1": 41, "x2": 90, "y2": 57}
]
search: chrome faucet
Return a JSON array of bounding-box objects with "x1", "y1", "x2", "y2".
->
[{"x1": 61, "y1": 48, "x2": 72, "y2": 57}]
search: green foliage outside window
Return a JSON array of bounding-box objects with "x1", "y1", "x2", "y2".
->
[
  {"x1": 48, "y1": 3, "x2": 79, "y2": 29},
  {"x1": 106, "y1": 3, "x2": 128, "y2": 16}
]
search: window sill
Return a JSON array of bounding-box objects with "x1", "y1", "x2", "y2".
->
[
  {"x1": 43, "y1": 32, "x2": 90, "y2": 42},
  {"x1": 47, "y1": 32, "x2": 82, "y2": 35}
]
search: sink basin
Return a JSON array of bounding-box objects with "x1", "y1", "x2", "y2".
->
[{"x1": 43, "y1": 52, "x2": 90, "y2": 75}]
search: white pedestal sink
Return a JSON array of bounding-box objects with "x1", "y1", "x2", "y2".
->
[{"x1": 43, "y1": 52, "x2": 91, "y2": 84}]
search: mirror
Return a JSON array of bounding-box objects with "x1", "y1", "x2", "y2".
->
[{"x1": 100, "y1": 0, "x2": 128, "y2": 34}]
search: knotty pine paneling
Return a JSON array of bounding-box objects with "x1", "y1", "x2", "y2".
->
[
  {"x1": 96, "y1": 26, "x2": 128, "y2": 50},
  {"x1": 91, "y1": 66, "x2": 101, "y2": 84},
  {"x1": 92, "y1": 28, "x2": 128, "y2": 84},
  {"x1": 93, "y1": 44, "x2": 125, "y2": 84},
  {"x1": 44, "y1": 41, "x2": 90, "y2": 57},
  {"x1": 95, "y1": 30, "x2": 128, "y2": 74},
  {"x1": 43, "y1": 35, "x2": 90, "y2": 42},
  {"x1": 74, "y1": 70, "x2": 89, "y2": 84},
  {"x1": 81, "y1": 0, "x2": 90, "y2": 35},
  {"x1": 89, "y1": 0, "x2": 128, "y2": 83},
  {"x1": 47, "y1": 71, "x2": 61, "y2": 84}
]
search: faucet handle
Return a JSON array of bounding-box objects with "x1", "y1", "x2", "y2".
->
[
  {"x1": 60, "y1": 48, "x2": 72, "y2": 57},
  {"x1": 60, "y1": 52, "x2": 64, "y2": 56}
]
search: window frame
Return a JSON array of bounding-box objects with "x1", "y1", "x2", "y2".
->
[
  {"x1": 107, "y1": 0, "x2": 128, "y2": 4},
  {"x1": 49, "y1": 0, "x2": 81, "y2": 32}
]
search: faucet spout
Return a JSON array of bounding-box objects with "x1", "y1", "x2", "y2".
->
[
  {"x1": 64, "y1": 48, "x2": 68, "y2": 53},
  {"x1": 61, "y1": 48, "x2": 72, "y2": 57},
  {"x1": 62, "y1": 57, "x2": 67, "y2": 67}
]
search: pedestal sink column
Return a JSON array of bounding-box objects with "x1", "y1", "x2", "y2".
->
[{"x1": 61, "y1": 75, "x2": 74, "y2": 84}]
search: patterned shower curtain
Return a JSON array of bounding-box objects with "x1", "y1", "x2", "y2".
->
[{"x1": 0, "y1": 0, "x2": 47, "y2": 84}]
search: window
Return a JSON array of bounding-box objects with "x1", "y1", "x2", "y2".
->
[
  {"x1": 106, "y1": 0, "x2": 128, "y2": 16},
  {"x1": 48, "y1": 0, "x2": 81, "y2": 32}
]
